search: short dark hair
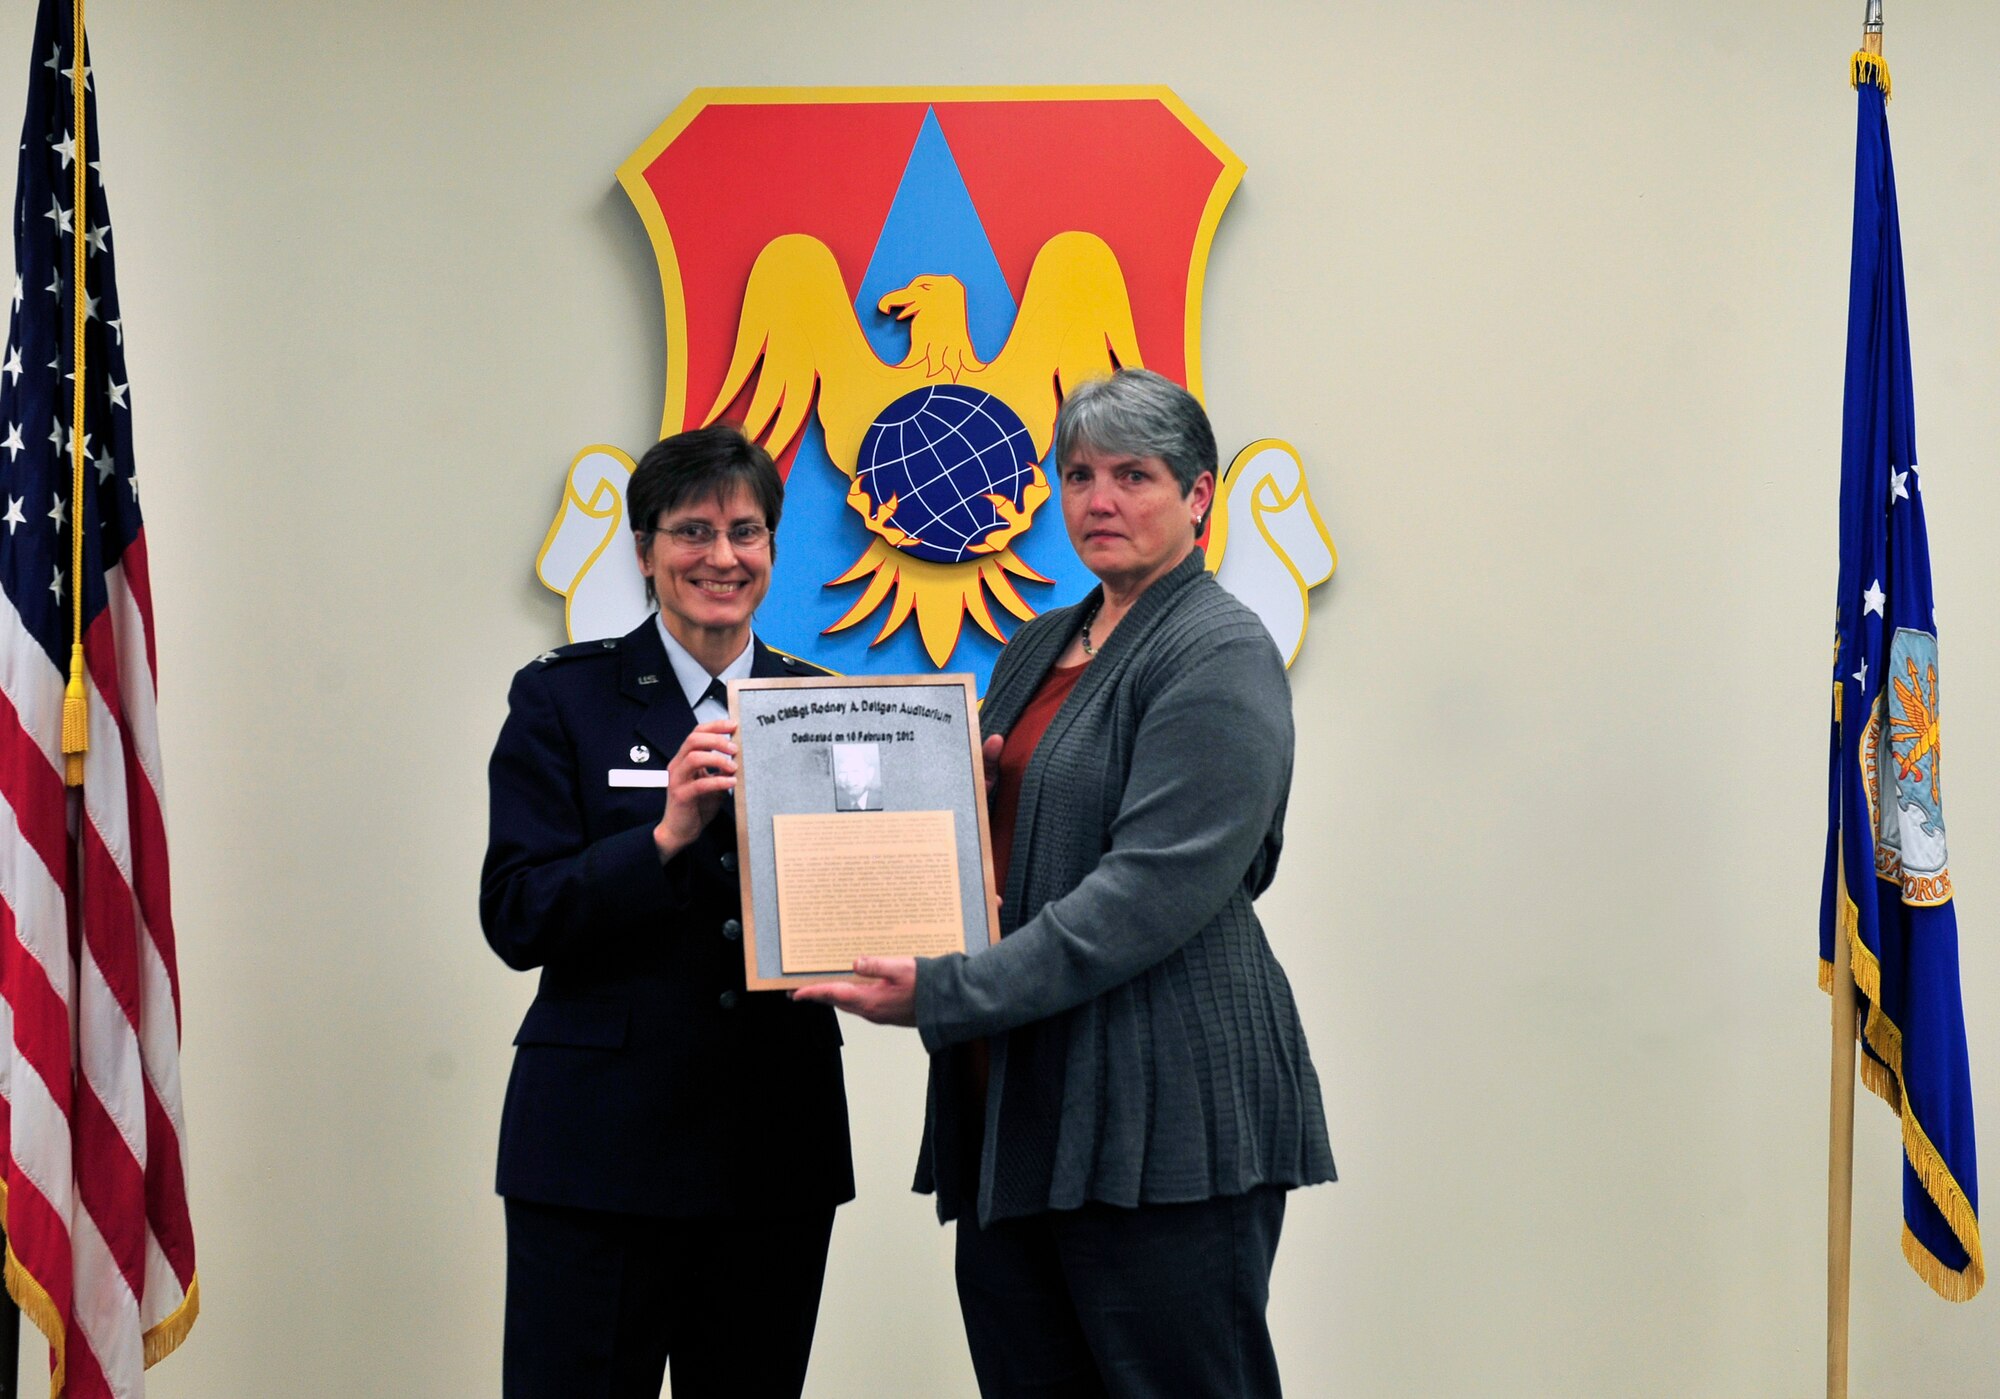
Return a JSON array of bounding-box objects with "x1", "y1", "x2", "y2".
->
[
  {"x1": 629, "y1": 423, "x2": 784, "y2": 535},
  {"x1": 1052, "y1": 368, "x2": 1216, "y2": 496},
  {"x1": 628, "y1": 425, "x2": 784, "y2": 603}
]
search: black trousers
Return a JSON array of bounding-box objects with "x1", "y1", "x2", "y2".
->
[
  {"x1": 503, "y1": 1197, "x2": 835, "y2": 1399},
  {"x1": 953, "y1": 1187, "x2": 1288, "y2": 1399}
]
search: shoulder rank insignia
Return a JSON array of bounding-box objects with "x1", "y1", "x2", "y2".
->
[{"x1": 533, "y1": 637, "x2": 615, "y2": 668}]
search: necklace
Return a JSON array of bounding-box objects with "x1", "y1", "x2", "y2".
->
[{"x1": 1080, "y1": 604, "x2": 1100, "y2": 657}]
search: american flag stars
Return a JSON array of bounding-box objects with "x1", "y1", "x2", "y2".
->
[
  {"x1": 1, "y1": 18, "x2": 140, "y2": 700},
  {"x1": 0, "y1": 31, "x2": 129, "y2": 646},
  {"x1": 42, "y1": 40, "x2": 88, "y2": 90}
]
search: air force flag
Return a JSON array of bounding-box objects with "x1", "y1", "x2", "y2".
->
[{"x1": 1820, "y1": 51, "x2": 1982, "y2": 1301}]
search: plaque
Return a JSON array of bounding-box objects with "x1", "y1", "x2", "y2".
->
[{"x1": 728, "y1": 674, "x2": 1000, "y2": 989}]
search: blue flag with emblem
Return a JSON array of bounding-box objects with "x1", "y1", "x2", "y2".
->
[{"x1": 1820, "y1": 49, "x2": 1982, "y2": 1301}]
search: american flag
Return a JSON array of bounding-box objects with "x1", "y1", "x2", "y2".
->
[{"x1": 0, "y1": 2, "x2": 197, "y2": 1395}]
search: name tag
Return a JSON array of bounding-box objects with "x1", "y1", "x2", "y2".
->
[{"x1": 607, "y1": 768, "x2": 669, "y2": 789}]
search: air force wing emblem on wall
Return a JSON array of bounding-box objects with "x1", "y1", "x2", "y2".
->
[{"x1": 538, "y1": 87, "x2": 1336, "y2": 690}]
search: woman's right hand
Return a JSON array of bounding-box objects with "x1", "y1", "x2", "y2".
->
[{"x1": 653, "y1": 719, "x2": 740, "y2": 863}]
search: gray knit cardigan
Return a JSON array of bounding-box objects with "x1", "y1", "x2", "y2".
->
[{"x1": 913, "y1": 550, "x2": 1336, "y2": 1225}]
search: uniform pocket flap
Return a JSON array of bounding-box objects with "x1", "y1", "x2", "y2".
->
[{"x1": 512, "y1": 998, "x2": 629, "y2": 1049}]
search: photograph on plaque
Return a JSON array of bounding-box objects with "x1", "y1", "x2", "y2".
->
[
  {"x1": 729, "y1": 674, "x2": 1000, "y2": 989},
  {"x1": 830, "y1": 743, "x2": 883, "y2": 812}
]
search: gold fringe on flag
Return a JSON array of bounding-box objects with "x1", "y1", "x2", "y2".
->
[
  {"x1": 1850, "y1": 50, "x2": 1892, "y2": 97},
  {"x1": 1821, "y1": 882, "x2": 1987, "y2": 1300},
  {"x1": 0, "y1": 1177, "x2": 70, "y2": 1399},
  {"x1": 142, "y1": 1273, "x2": 201, "y2": 1368}
]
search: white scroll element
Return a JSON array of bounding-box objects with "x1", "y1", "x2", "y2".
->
[
  {"x1": 1204, "y1": 439, "x2": 1337, "y2": 667},
  {"x1": 537, "y1": 445, "x2": 650, "y2": 643}
]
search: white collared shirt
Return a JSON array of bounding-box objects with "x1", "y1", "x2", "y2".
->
[{"x1": 654, "y1": 615, "x2": 755, "y2": 723}]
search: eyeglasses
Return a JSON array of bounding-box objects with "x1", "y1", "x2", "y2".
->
[{"x1": 652, "y1": 521, "x2": 773, "y2": 552}]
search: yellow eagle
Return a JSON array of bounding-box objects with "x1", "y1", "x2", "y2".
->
[
  {"x1": 701, "y1": 230, "x2": 1142, "y2": 665},
  {"x1": 1890, "y1": 655, "x2": 1943, "y2": 810}
]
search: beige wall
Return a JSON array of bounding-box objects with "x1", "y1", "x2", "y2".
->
[{"x1": 1, "y1": 1, "x2": 1997, "y2": 1394}]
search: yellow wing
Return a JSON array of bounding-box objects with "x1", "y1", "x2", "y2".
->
[
  {"x1": 975, "y1": 231, "x2": 1144, "y2": 457},
  {"x1": 702, "y1": 234, "x2": 910, "y2": 471}
]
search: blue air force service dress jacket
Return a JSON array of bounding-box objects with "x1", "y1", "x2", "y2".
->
[
  {"x1": 481, "y1": 620, "x2": 854, "y2": 1218},
  {"x1": 913, "y1": 551, "x2": 1335, "y2": 1225}
]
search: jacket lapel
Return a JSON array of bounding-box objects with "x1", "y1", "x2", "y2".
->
[
  {"x1": 625, "y1": 627, "x2": 777, "y2": 811},
  {"x1": 622, "y1": 617, "x2": 699, "y2": 763},
  {"x1": 984, "y1": 601, "x2": 1088, "y2": 736}
]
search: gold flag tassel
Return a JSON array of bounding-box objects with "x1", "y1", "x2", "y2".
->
[
  {"x1": 62, "y1": 0, "x2": 89, "y2": 788},
  {"x1": 62, "y1": 644, "x2": 88, "y2": 786}
]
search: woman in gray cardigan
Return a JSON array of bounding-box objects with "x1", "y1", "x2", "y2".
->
[{"x1": 798, "y1": 369, "x2": 1334, "y2": 1399}]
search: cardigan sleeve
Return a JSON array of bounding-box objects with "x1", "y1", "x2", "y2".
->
[{"x1": 915, "y1": 624, "x2": 1293, "y2": 1050}]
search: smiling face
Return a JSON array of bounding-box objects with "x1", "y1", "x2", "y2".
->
[
  {"x1": 1059, "y1": 444, "x2": 1215, "y2": 598},
  {"x1": 636, "y1": 484, "x2": 772, "y2": 661}
]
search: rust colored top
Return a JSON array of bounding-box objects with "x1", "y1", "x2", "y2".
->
[
  {"x1": 962, "y1": 659, "x2": 1088, "y2": 1118},
  {"x1": 989, "y1": 660, "x2": 1089, "y2": 897}
]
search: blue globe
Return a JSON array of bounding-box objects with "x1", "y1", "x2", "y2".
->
[{"x1": 854, "y1": 384, "x2": 1039, "y2": 565}]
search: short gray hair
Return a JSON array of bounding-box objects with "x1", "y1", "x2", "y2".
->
[{"x1": 1051, "y1": 368, "x2": 1217, "y2": 496}]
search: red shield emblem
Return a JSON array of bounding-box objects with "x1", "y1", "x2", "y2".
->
[{"x1": 538, "y1": 88, "x2": 1333, "y2": 688}]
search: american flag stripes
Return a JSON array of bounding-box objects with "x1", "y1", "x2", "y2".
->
[{"x1": 0, "y1": 2, "x2": 197, "y2": 1394}]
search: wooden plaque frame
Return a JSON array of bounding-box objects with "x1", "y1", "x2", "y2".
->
[{"x1": 729, "y1": 673, "x2": 1001, "y2": 990}]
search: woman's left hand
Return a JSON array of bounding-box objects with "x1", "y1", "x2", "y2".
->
[{"x1": 791, "y1": 956, "x2": 917, "y2": 1026}]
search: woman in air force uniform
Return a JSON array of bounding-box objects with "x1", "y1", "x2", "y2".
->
[{"x1": 481, "y1": 425, "x2": 852, "y2": 1399}]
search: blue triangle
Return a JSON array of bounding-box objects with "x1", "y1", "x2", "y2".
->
[
  {"x1": 756, "y1": 106, "x2": 1099, "y2": 687},
  {"x1": 854, "y1": 109, "x2": 1016, "y2": 364}
]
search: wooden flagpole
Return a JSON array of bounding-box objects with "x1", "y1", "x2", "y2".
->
[
  {"x1": 1828, "y1": 906, "x2": 1858, "y2": 1399},
  {"x1": 1824, "y1": 26, "x2": 1883, "y2": 1399},
  {"x1": 1828, "y1": 7, "x2": 1882, "y2": 1386}
]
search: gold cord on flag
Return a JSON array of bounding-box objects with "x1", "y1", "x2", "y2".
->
[{"x1": 61, "y1": 0, "x2": 88, "y2": 787}]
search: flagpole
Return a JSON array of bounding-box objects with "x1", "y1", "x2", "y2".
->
[
  {"x1": 0, "y1": 1228, "x2": 14, "y2": 1399},
  {"x1": 1826, "y1": 10, "x2": 1880, "y2": 1392},
  {"x1": 0, "y1": 1243, "x2": 14, "y2": 1399},
  {"x1": 1827, "y1": 906, "x2": 1858, "y2": 1399}
]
